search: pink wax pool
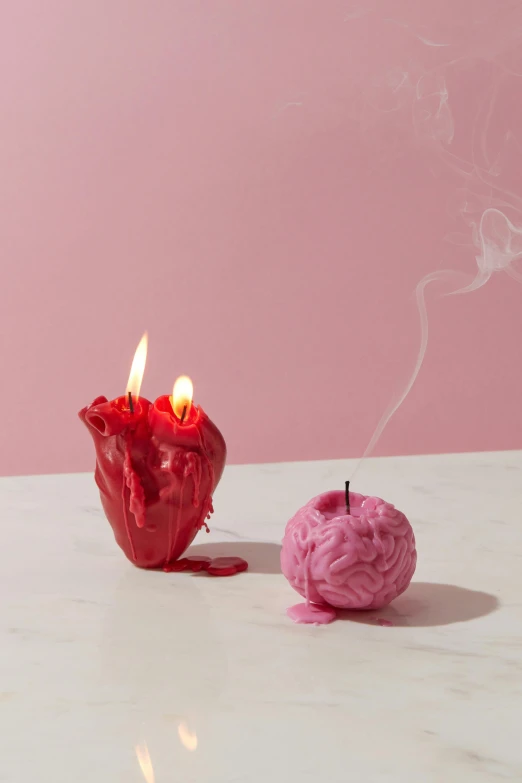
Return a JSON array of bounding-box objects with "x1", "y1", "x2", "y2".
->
[{"x1": 281, "y1": 490, "x2": 417, "y2": 624}]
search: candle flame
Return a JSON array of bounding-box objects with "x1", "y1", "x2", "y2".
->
[
  {"x1": 171, "y1": 375, "x2": 193, "y2": 421},
  {"x1": 178, "y1": 722, "x2": 198, "y2": 752},
  {"x1": 135, "y1": 742, "x2": 155, "y2": 783},
  {"x1": 126, "y1": 332, "x2": 148, "y2": 402}
]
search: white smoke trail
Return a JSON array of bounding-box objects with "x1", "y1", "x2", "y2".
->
[
  {"x1": 357, "y1": 269, "x2": 461, "y2": 465},
  {"x1": 353, "y1": 206, "x2": 522, "y2": 476},
  {"x1": 346, "y1": 3, "x2": 522, "y2": 475}
]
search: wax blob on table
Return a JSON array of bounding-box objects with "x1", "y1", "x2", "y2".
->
[
  {"x1": 281, "y1": 490, "x2": 417, "y2": 624},
  {"x1": 164, "y1": 555, "x2": 248, "y2": 576},
  {"x1": 79, "y1": 394, "x2": 227, "y2": 569}
]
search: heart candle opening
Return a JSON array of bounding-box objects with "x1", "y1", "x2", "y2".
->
[{"x1": 88, "y1": 415, "x2": 107, "y2": 435}]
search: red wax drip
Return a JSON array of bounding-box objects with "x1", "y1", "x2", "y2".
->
[
  {"x1": 185, "y1": 452, "x2": 202, "y2": 508},
  {"x1": 121, "y1": 472, "x2": 137, "y2": 562},
  {"x1": 163, "y1": 556, "x2": 248, "y2": 577},
  {"x1": 194, "y1": 426, "x2": 215, "y2": 529},
  {"x1": 168, "y1": 468, "x2": 186, "y2": 567},
  {"x1": 123, "y1": 432, "x2": 146, "y2": 529}
]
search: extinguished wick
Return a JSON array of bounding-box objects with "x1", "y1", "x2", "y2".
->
[
  {"x1": 128, "y1": 391, "x2": 134, "y2": 415},
  {"x1": 345, "y1": 480, "x2": 350, "y2": 514}
]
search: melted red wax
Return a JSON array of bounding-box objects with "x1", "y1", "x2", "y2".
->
[
  {"x1": 123, "y1": 432, "x2": 146, "y2": 529},
  {"x1": 79, "y1": 395, "x2": 226, "y2": 569},
  {"x1": 164, "y1": 556, "x2": 212, "y2": 573},
  {"x1": 207, "y1": 557, "x2": 249, "y2": 576},
  {"x1": 164, "y1": 556, "x2": 248, "y2": 576}
]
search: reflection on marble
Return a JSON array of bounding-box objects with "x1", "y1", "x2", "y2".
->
[{"x1": 0, "y1": 451, "x2": 522, "y2": 781}]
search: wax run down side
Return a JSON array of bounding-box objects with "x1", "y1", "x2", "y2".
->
[
  {"x1": 165, "y1": 451, "x2": 209, "y2": 569},
  {"x1": 122, "y1": 412, "x2": 213, "y2": 568}
]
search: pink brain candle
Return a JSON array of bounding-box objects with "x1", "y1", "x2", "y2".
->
[{"x1": 281, "y1": 490, "x2": 417, "y2": 624}]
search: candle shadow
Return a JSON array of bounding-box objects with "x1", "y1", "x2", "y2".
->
[
  {"x1": 185, "y1": 540, "x2": 282, "y2": 575},
  {"x1": 336, "y1": 582, "x2": 500, "y2": 627}
]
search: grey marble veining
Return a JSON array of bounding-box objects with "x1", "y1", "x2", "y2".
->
[{"x1": 0, "y1": 451, "x2": 521, "y2": 781}]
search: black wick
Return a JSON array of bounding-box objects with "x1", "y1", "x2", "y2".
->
[
  {"x1": 128, "y1": 391, "x2": 134, "y2": 414},
  {"x1": 180, "y1": 404, "x2": 188, "y2": 424},
  {"x1": 345, "y1": 480, "x2": 350, "y2": 514}
]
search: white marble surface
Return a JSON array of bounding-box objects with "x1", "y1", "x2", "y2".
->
[{"x1": 1, "y1": 451, "x2": 522, "y2": 782}]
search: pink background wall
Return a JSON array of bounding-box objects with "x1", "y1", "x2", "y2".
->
[{"x1": 1, "y1": 1, "x2": 522, "y2": 477}]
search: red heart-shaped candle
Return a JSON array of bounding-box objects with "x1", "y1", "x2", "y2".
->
[{"x1": 79, "y1": 394, "x2": 226, "y2": 569}]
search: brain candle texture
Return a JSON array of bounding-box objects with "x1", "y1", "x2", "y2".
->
[{"x1": 281, "y1": 490, "x2": 417, "y2": 622}]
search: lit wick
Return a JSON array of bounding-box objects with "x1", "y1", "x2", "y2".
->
[
  {"x1": 180, "y1": 404, "x2": 188, "y2": 424},
  {"x1": 345, "y1": 480, "x2": 350, "y2": 514},
  {"x1": 128, "y1": 391, "x2": 134, "y2": 414}
]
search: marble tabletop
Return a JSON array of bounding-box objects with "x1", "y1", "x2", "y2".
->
[{"x1": 1, "y1": 450, "x2": 521, "y2": 782}]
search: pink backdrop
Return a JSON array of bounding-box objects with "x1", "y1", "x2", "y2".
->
[{"x1": 1, "y1": 1, "x2": 522, "y2": 477}]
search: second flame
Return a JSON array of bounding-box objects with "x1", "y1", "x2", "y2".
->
[{"x1": 171, "y1": 375, "x2": 193, "y2": 421}]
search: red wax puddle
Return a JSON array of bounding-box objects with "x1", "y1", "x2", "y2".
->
[
  {"x1": 164, "y1": 555, "x2": 248, "y2": 576},
  {"x1": 287, "y1": 602, "x2": 337, "y2": 625},
  {"x1": 164, "y1": 556, "x2": 211, "y2": 573},
  {"x1": 207, "y1": 557, "x2": 249, "y2": 576},
  {"x1": 377, "y1": 618, "x2": 394, "y2": 627}
]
